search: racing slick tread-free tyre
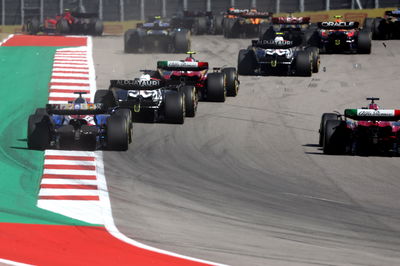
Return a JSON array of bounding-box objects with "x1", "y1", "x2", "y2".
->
[
  {"x1": 357, "y1": 31, "x2": 372, "y2": 54},
  {"x1": 26, "y1": 18, "x2": 40, "y2": 35},
  {"x1": 207, "y1": 73, "x2": 226, "y2": 102},
  {"x1": 212, "y1": 15, "x2": 224, "y2": 34},
  {"x1": 295, "y1": 51, "x2": 312, "y2": 77},
  {"x1": 223, "y1": 18, "x2": 237, "y2": 38},
  {"x1": 56, "y1": 19, "x2": 70, "y2": 34},
  {"x1": 319, "y1": 113, "x2": 338, "y2": 146},
  {"x1": 114, "y1": 108, "x2": 133, "y2": 143},
  {"x1": 174, "y1": 30, "x2": 190, "y2": 53},
  {"x1": 306, "y1": 47, "x2": 320, "y2": 73},
  {"x1": 323, "y1": 120, "x2": 347, "y2": 155},
  {"x1": 222, "y1": 67, "x2": 239, "y2": 96},
  {"x1": 238, "y1": 49, "x2": 256, "y2": 76},
  {"x1": 182, "y1": 86, "x2": 197, "y2": 117},
  {"x1": 165, "y1": 92, "x2": 185, "y2": 124},
  {"x1": 27, "y1": 114, "x2": 51, "y2": 150},
  {"x1": 94, "y1": 90, "x2": 116, "y2": 109},
  {"x1": 193, "y1": 17, "x2": 208, "y2": 35},
  {"x1": 107, "y1": 115, "x2": 129, "y2": 151},
  {"x1": 124, "y1": 29, "x2": 140, "y2": 53},
  {"x1": 91, "y1": 18, "x2": 104, "y2": 36}
]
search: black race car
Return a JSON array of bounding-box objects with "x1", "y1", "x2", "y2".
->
[
  {"x1": 124, "y1": 17, "x2": 190, "y2": 53},
  {"x1": 237, "y1": 33, "x2": 319, "y2": 76},
  {"x1": 170, "y1": 11, "x2": 223, "y2": 35},
  {"x1": 27, "y1": 92, "x2": 131, "y2": 151},
  {"x1": 223, "y1": 8, "x2": 272, "y2": 38},
  {"x1": 94, "y1": 77, "x2": 197, "y2": 124},
  {"x1": 309, "y1": 20, "x2": 371, "y2": 54},
  {"x1": 365, "y1": 9, "x2": 400, "y2": 39}
]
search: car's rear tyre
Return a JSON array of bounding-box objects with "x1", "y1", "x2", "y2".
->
[
  {"x1": 323, "y1": 120, "x2": 347, "y2": 155},
  {"x1": 357, "y1": 31, "x2": 371, "y2": 54},
  {"x1": 174, "y1": 30, "x2": 190, "y2": 53},
  {"x1": 223, "y1": 18, "x2": 236, "y2": 38},
  {"x1": 306, "y1": 47, "x2": 320, "y2": 73},
  {"x1": 207, "y1": 73, "x2": 226, "y2": 102},
  {"x1": 107, "y1": 115, "x2": 129, "y2": 151},
  {"x1": 25, "y1": 18, "x2": 40, "y2": 35},
  {"x1": 27, "y1": 114, "x2": 51, "y2": 150},
  {"x1": 193, "y1": 17, "x2": 208, "y2": 35},
  {"x1": 212, "y1": 15, "x2": 223, "y2": 34},
  {"x1": 319, "y1": 113, "x2": 338, "y2": 146},
  {"x1": 222, "y1": 67, "x2": 239, "y2": 96},
  {"x1": 94, "y1": 89, "x2": 116, "y2": 109},
  {"x1": 124, "y1": 29, "x2": 140, "y2": 53},
  {"x1": 58, "y1": 125, "x2": 75, "y2": 149},
  {"x1": 238, "y1": 49, "x2": 256, "y2": 76},
  {"x1": 91, "y1": 18, "x2": 104, "y2": 36},
  {"x1": 56, "y1": 18, "x2": 70, "y2": 34},
  {"x1": 295, "y1": 51, "x2": 312, "y2": 77},
  {"x1": 182, "y1": 85, "x2": 197, "y2": 117},
  {"x1": 114, "y1": 108, "x2": 133, "y2": 143},
  {"x1": 165, "y1": 92, "x2": 185, "y2": 124}
]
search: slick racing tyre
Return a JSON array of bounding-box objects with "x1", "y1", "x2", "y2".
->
[
  {"x1": 323, "y1": 120, "x2": 347, "y2": 155},
  {"x1": 295, "y1": 51, "x2": 312, "y2": 77},
  {"x1": 237, "y1": 49, "x2": 256, "y2": 76},
  {"x1": 25, "y1": 18, "x2": 40, "y2": 35},
  {"x1": 58, "y1": 125, "x2": 75, "y2": 150},
  {"x1": 223, "y1": 18, "x2": 237, "y2": 38},
  {"x1": 182, "y1": 85, "x2": 198, "y2": 117},
  {"x1": 222, "y1": 67, "x2": 239, "y2": 96},
  {"x1": 193, "y1": 17, "x2": 208, "y2": 35},
  {"x1": 114, "y1": 108, "x2": 133, "y2": 143},
  {"x1": 305, "y1": 47, "x2": 320, "y2": 73},
  {"x1": 27, "y1": 114, "x2": 51, "y2": 150},
  {"x1": 357, "y1": 31, "x2": 371, "y2": 54},
  {"x1": 94, "y1": 89, "x2": 116, "y2": 109},
  {"x1": 56, "y1": 18, "x2": 70, "y2": 34},
  {"x1": 174, "y1": 30, "x2": 190, "y2": 53},
  {"x1": 207, "y1": 73, "x2": 226, "y2": 102},
  {"x1": 319, "y1": 113, "x2": 338, "y2": 146},
  {"x1": 124, "y1": 29, "x2": 141, "y2": 53},
  {"x1": 90, "y1": 18, "x2": 104, "y2": 36},
  {"x1": 212, "y1": 15, "x2": 224, "y2": 34},
  {"x1": 165, "y1": 92, "x2": 185, "y2": 124},
  {"x1": 107, "y1": 115, "x2": 129, "y2": 151}
]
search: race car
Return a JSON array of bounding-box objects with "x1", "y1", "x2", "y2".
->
[
  {"x1": 24, "y1": 9, "x2": 103, "y2": 36},
  {"x1": 94, "y1": 75, "x2": 195, "y2": 124},
  {"x1": 237, "y1": 33, "x2": 319, "y2": 76},
  {"x1": 319, "y1": 98, "x2": 400, "y2": 155},
  {"x1": 170, "y1": 11, "x2": 224, "y2": 35},
  {"x1": 124, "y1": 17, "x2": 190, "y2": 53},
  {"x1": 364, "y1": 9, "x2": 400, "y2": 39},
  {"x1": 27, "y1": 92, "x2": 132, "y2": 151},
  {"x1": 260, "y1": 16, "x2": 316, "y2": 45},
  {"x1": 223, "y1": 8, "x2": 272, "y2": 38},
  {"x1": 309, "y1": 16, "x2": 371, "y2": 54},
  {"x1": 156, "y1": 52, "x2": 239, "y2": 102}
]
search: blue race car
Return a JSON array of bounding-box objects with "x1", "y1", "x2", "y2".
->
[{"x1": 27, "y1": 92, "x2": 132, "y2": 151}]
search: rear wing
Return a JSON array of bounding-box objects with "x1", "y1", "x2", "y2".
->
[
  {"x1": 240, "y1": 12, "x2": 272, "y2": 19},
  {"x1": 317, "y1": 21, "x2": 359, "y2": 29},
  {"x1": 271, "y1": 17, "x2": 310, "y2": 24},
  {"x1": 110, "y1": 79, "x2": 165, "y2": 90},
  {"x1": 385, "y1": 10, "x2": 400, "y2": 17},
  {"x1": 252, "y1": 39, "x2": 296, "y2": 49},
  {"x1": 344, "y1": 109, "x2": 400, "y2": 121},
  {"x1": 46, "y1": 103, "x2": 105, "y2": 115},
  {"x1": 157, "y1": 61, "x2": 208, "y2": 71}
]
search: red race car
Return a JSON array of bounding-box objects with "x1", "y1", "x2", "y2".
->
[
  {"x1": 320, "y1": 98, "x2": 400, "y2": 155},
  {"x1": 24, "y1": 9, "x2": 103, "y2": 36},
  {"x1": 156, "y1": 52, "x2": 239, "y2": 102}
]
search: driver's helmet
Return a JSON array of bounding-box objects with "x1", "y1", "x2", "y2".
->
[
  {"x1": 184, "y1": 56, "x2": 195, "y2": 62},
  {"x1": 139, "y1": 74, "x2": 151, "y2": 81},
  {"x1": 274, "y1": 35, "x2": 284, "y2": 42},
  {"x1": 334, "y1": 15, "x2": 343, "y2": 22},
  {"x1": 73, "y1": 96, "x2": 86, "y2": 105},
  {"x1": 368, "y1": 102, "x2": 379, "y2": 110}
]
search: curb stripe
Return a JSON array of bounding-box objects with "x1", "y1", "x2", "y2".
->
[
  {"x1": 50, "y1": 82, "x2": 90, "y2": 86},
  {"x1": 39, "y1": 195, "x2": 100, "y2": 200},
  {"x1": 45, "y1": 155, "x2": 95, "y2": 161},
  {"x1": 40, "y1": 184, "x2": 98, "y2": 189},
  {"x1": 53, "y1": 71, "x2": 89, "y2": 74},
  {"x1": 53, "y1": 66, "x2": 89, "y2": 70},
  {"x1": 42, "y1": 174, "x2": 97, "y2": 180},
  {"x1": 51, "y1": 76, "x2": 89, "y2": 80},
  {"x1": 44, "y1": 165, "x2": 96, "y2": 170}
]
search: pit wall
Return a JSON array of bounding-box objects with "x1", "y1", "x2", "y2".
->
[{"x1": 0, "y1": 7, "x2": 396, "y2": 35}]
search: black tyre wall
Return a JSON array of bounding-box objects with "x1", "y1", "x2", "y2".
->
[
  {"x1": 319, "y1": 113, "x2": 338, "y2": 146},
  {"x1": 124, "y1": 29, "x2": 141, "y2": 53},
  {"x1": 174, "y1": 30, "x2": 190, "y2": 53},
  {"x1": 323, "y1": 120, "x2": 348, "y2": 155},
  {"x1": 357, "y1": 31, "x2": 372, "y2": 54},
  {"x1": 182, "y1": 86, "x2": 197, "y2": 117},
  {"x1": 207, "y1": 73, "x2": 226, "y2": 102},
  {"x1": 237, "y1": 49, "x2": 256, "y2": 76},
  {"x1": 107, "y1": 115, "x2": 129, "y2": 151},
  {"x1": 295, "y1": 51, "x2": 312, "y2": 77},
  {"x1": 222, "y1": 67, "x2": 238, "y2": 96},
  {"x1": 94, "y1": 90, "x2": 116, "y2": 109},
  {"x1": 165, "y1": 92, "x2": 185, "y2": 124}
]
